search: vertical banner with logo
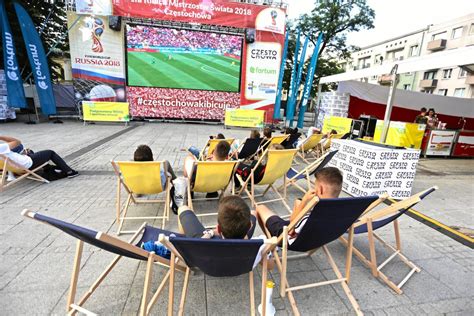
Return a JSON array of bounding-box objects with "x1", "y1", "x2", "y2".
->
[
  {"x1": 0, "y1": 0, "x2": 26, "y2": 108},
  {"x1": 273, "y1": 29, "x2": 289, "y2": 120},
  {"x1": 297, "y1": 32, "x2": 323, "y2": 128},
  {"x1": 14, "y1": 2, "x2": 56, "y2": 115},
  {"x1": 285, "y1": 29, "x2": 300, "y2": 124},
  {"x1": 67, "y1": 12, "x2": 126, "y2": 104},
  {"x1": 287, "y1": 35, "x2": 309, "y2": 126}
]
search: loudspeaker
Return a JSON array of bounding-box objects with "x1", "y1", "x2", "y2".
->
[
  {"x1": 109, "y1": 16, "x2": 122, "y2": 31},
  {"x1": 245, "y1": 28, "x2": 256, "y2": 43}
]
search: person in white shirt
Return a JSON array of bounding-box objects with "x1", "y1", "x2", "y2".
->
[
  {"x1": 0, "y1": 136, "x2": 78, "y2": 178},
  {"x1": 256, "y1": 167, "x2": 343, "y2": 244}
]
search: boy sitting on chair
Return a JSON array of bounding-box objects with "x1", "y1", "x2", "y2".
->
[
  {"x1": 178, "y1": 195, "x2": 257, "y2": 239},
  {"x1": 256, "y1": 167, "x2": 343, "y2": 242}
]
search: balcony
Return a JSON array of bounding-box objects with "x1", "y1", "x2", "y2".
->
[
  {"x1": 427, "y1": 39, "x2": 447, "y2": 51},
  {"x1": 465, "y1": 74, "x2": 474, "y2": 85},
  {"x1": 419, "y1": 79, "x2": 438, "y2": 88}
]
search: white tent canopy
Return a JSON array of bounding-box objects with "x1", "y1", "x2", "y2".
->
[
  {"x1": 320, "y1": 46, "x2": 474, "y2": 84},
  {"x1": 338, "y1": 80, "x2": 474, "y2": 118}
]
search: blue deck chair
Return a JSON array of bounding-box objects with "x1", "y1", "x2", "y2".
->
[
  {"x1": 266, "y1": 195, "x2": 386, "y2": 316},
  {"x1": 159, "y1": 234, "x2": 277, "y2": 316},
  {"x1": 282, "y1": 150, "x2": 338, "y2": 193},
  {"x1": 235, "y1": 137, "x2": 263, "y2": 160},
  {"x1": 340, "y1": 186, "x2": 438, "y2": 294},
  {"x1": 21, "y1": 210, "x2": 185, "y2": 316}
]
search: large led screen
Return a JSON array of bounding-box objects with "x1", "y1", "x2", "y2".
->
[{"x1": 126, "y1": 25, "x2": 243, "y2": 92}]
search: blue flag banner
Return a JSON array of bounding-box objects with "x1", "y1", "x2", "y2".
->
[
  {"x1": 0, "y1": 0, "x2": 26, "y2": 108},
  {"x1": 297, "y1": 32, "x2": 324, "y2": 129},
  {"x1": 273, "y1": 29, "x2": 289, "y2": 120},
  {"x1": 14, "y1": 2, "x2": 56, "y2": 115},
  {"x1": 288, "y1": 35, "x2": 309, "y2": 126},
  {"x1": 285, "y1": 29, "x2": 301, "y2": 125}
]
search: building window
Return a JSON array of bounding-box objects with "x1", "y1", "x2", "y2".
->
[
  {"x1": 442, "y1": 69, "x2": 452, "y2": 79},
  {"x1": 459, "y1": 69, "x2": 468, "y2": 78},
  {"x1": 451, "y1": 27, "x2": 463, "y2": 39},
  {"x1": 409, "y1": 45, "x2": 418, "y2": 57},
  {"x1": 423, "y1": 70, "x2": 437, "y2": 80},
  {"x1": 403, "y1": 84, "x2": 411, "y2": 90},
  {"x1": 470, "y1": 23, "x2": 474, "y2": 35},
  {"x1": 453, "y1": 88, "x2": 465, "y2": 97},
  {"x1": 422, "y1": 89, "x2": 434, "y2": 94},
  {"x1": 432, "y1": 32, "x2": 447, "y2": 40},
  {"x1": 437, "y1": 89, "x2": 448, "y2": 96}
]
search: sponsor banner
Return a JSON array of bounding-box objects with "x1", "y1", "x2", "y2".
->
[
  {"x1": 329, "y1": 139, "x2": 420, "y2": 199},
  {"x1": 225, "y1": 109, "x2": 264, "y2": 128},
  {"x1": 113, "y1": 0, "x2": 285, "y2": 31},
  {"x1": 425, "y1": 130, "x2": 457, "y2": 156},
  {"x1": 68, "y1": 12, "x2": 126, "y2": 103},
  {"x1": 14, "y1": 3, "x2": 56, "y2": 115},
  {"x1": 322, "y1": 116, "x2": 353, "y2": 134},
  {"x1": 0, "y1": 1, "x2": 26, "y2": 108},
  {"x1": 76, "y1": 0, "x2": 112, "y2": 15},
  {"x1": 245, "y1": 41, "x2": 281, "y2": 101},
  {"x1": 373, "y1": 120, "x2": 425, "y2": 149},
  {"x1": 82, "y1": 101, "x2": 130, "y2": 122},
  {"x1": 127, "y1": 87, "x2": 240, "y2": 120}
]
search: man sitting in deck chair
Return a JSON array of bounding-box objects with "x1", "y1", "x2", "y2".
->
[{"x1": 257, "y1": 167, "x2": 342, "y2": 241}]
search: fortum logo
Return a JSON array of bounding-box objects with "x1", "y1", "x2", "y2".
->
[
  {"x1": 249, "y1": 66, "x2": 277, "y2": 75},
  {"x1": 4, "y1": 32, "x2": 19, "y2": 81},
  {"x1": 28, "y1": 44, "x2": 48, "y2": 90}
]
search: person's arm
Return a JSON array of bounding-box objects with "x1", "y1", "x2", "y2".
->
[
  {"x1": 0, "y1": 136, "x2": 21, "y2": 149},
  {"x1": 289, "y1": 189, "x2": 317, "y2": 223}
]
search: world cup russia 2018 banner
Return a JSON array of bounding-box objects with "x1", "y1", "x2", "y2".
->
[
  {"x1": 112, "y1": 0, "x2": 285, "y2": 33},
  {"x1": 127, "y1": 87, "x2": 240, "y2": 120}
]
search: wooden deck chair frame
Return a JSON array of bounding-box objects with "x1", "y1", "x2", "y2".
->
[
  {"x1": 257, "y1": 134, "x2": 289, "y2": 157},
  {"x1": 265, "y1": 196, "x2": 386, "y2": 316},
  {"x1": 159, "y1": 234, "x2": 278, "y2": 316},
  {"x1": 199, "y1": 138, "x2": 234, "y2": 161},
  {"x1": 339, "y1": 186, "x2": 438, "y2": 294},
  {"x1": 187, "y1": 160, "x2": 238, "y2": 217},
  {"x1": 21, "y1": 210, "x2": 186, "y2": 316},
  {"x1": 235, "y1": 149, "x2": 297, "y2": 213},
  {"x1": 0, "y1": 155, "x2": 49, "y2": 191},
  {"x1": 296, "y1": 133, "x2": 325, "y2": 163},
  {"x1": 321, "y1": 133, "x2": 345, "y2": 155},
  {"x1": 111, "y1": 161, "x2": 171, "y2": 234}
]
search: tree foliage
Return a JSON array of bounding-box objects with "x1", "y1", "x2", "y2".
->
[{"x1": 0, "y1": 0, "x2": 68, "y2": 81}]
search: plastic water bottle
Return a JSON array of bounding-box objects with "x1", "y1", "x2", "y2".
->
[{"x1": 258, "y1": 280, "x2": 276, "y2": 316}]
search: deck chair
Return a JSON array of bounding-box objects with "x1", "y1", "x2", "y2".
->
[
  {"x1": 267, "y1": 195, "x2": 385, "y2": 316},
  {"x1": 283, "y1": 150, "x2": 338, "y2": 193},
  {"x1": 199, "y1": 138, "x2": 234, "y2": 160},
  {"x1": 159, "y1": 234, "x2": 277, "y2": 316},
  {"x1": 0, "y1": 154, "x2": 49, "y2": 191},
  {"x1": 236, "y1": 149, "x2": 297, "y2": 212},
  {"x1": 321, "y1": 133, "x2": 345, "y2": 154},
  {"x1": 339, "y1": 186, "x2": 438, "y2": 294},
  {"x1": 111, "y1": 161, "x2": 171, "y2": 234},
  {"x1": 235, "y1": 137, "x2": 263, "y2": 160},
  {"x1": 187, "y1": 160, "x2": 238, "y2": 215},
  {"x1": 281, "y1": 133, "x2": 301, "y2": 149},
  {"x1": 296, "y1": 133, "x2": 325, "y2": 163},
  {"x1": 21, "y1": 210, "x2": 186, "y2": 316},
  {"x1": 257, "y1": 134, "x2": 289, "y2": 156}
]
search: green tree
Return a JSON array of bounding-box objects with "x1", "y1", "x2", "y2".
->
[{"x1": 0, "y1": 0, "x2": 68, "y2": 81}]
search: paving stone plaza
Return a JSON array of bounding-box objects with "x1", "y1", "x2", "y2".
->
[{"x1": 1, "y1": 121, "x2": 473, "y2": 315}]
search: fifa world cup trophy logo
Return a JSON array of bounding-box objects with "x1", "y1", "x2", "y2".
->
[
  {"x1": 86, "y1": 18, "x2": 104, "y2": 53},
  {"x1": 271, "y1": 10, "x2": 278, "y2": 26}
]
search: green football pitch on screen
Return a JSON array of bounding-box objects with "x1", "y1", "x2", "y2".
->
[{"x1": 127, "y1": 51, "x2": 241, "y2": 92}]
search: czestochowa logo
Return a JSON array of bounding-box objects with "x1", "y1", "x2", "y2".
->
[
  {"x1": 28, "y1": 44, "x2": 48, "y2": 90},
  {"x1": 4, "y1": 32, "x2": 19, "y2": 81}
]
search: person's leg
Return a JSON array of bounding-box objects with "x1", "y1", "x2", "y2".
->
[
  {"x1": 165, "y1": 160, "x2": 177, "y2": 181},
  {"x1": 183, "y1": 155, "x2": 196, "y2": 178},
  {"x1": 246, "y1": 210, "x2": 257, "y2": 239},
  {"x1": 256, "y1": 205, "x2": 289, "y2": 237},
  {"x1": 29, "y1": 150, "x2": 74, "y2": 174},
  {"x1": 178, "y1": 206, "x2": 206, "y2": 238}
]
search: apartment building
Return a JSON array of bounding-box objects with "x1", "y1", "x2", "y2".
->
[{"x1": 340, "y1": 14, "x2": 474, "y2": 98}]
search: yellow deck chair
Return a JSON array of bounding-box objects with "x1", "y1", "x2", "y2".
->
[
  {"x1": 187, "y1": 160, "x2": 238, "y2": 216},
  {"x1": 322, "y1": 133, "x2": 345, "y2": 154},
  {"x1": 257, "y1": 134, "x2": 289, "y2": 156},
  {"x1": 111, "y1": 161, "x2": 171, "y2": 234},
  {"x1": 297, "y1": 133, "x2": 325, "y2": 163},
  {"x1": 236, "y1": 149, "x2": 297, "y2": 212},
  {"x1": 199, "y1": 138, "x2": 234, "y2": 160},
  {"x1": 0, "y1": 154, "x2": 49, "y2": 191}
]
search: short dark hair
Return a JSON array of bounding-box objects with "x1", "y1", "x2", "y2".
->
[
  {"x1": 250, "y1": 130, "x2": 260, "y2": 139},
  {"x1": 330, "y1": 129, "x2": 338, "y2": 135},
  {"x1": 214, "y1": 140, "x2": 230, "y2": 160},
  {"x1": 134, "y1": 145, "x2": 153, "y2": 161},
  {"x1": 263, "y1": 127, "x2": 272, "y2": 138},
  {"x1": 218, "y1": 196, "x2": 251, "y2": 239},
  {"x1": 315, "y1": 167, "x2": 343, "y2": 196},
  {"x1": 216, "y1": 133, "x2": 225, "y2": 139},
  {"x1": 420, "y1": 107, "x2": 427, "y2": 112}
]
